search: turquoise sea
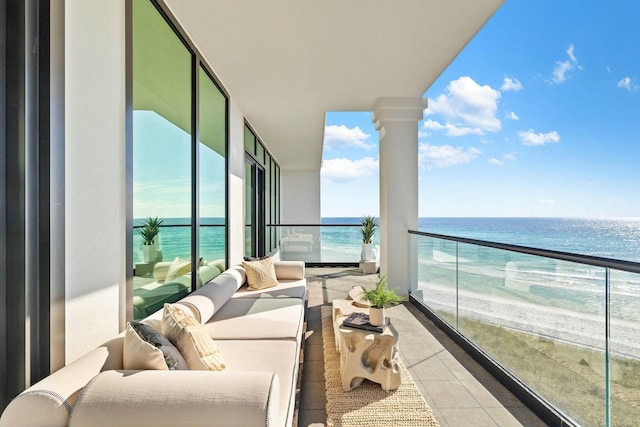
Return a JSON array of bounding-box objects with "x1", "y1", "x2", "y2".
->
[
  {"x1": 134, "y1": 217, "x2": 640, "y2": 264},
  {"x1": 317, "y1": 217, "x2": 640, "y2": 263}
]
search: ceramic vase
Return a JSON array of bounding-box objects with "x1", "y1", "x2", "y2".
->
[{"x1": 369, "y1": 307, "x2": 385, "y2": 326}]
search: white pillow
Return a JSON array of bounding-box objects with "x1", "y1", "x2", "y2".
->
[{"x1": 160, "y1": 304, "x2": 225, "y2": 371}]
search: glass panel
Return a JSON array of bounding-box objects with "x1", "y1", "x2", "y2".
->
[
  {"x1": 275, "y1": 165, "x2": 280, "y2": 225},
  {"x1": 245, "y1": 160, "x2": 254, "y2": 257},
  {"x1": 456, "y1": 244, "x2": 607, "y2": 425},
  {"x1": 256, "y1": 142, "x2": 265, "y2": 166},
  {"x1": 414, "y1": 236, "x2": 458, "y2": 326},
  {"x1": 609, "y1": 268, "x2": 640, "y2": 425},
  {"x1": 277, "y1": 224, "x2": 378, "y2": 264},
  {"x1": 244, "y1": 125, "x2": 255, "y2": 154},
  {"x1": 198, "y1": 66, "x2": 226, "y2": 287},
  {"x1": 270, "y1": 158, "x2": 277, "y2": 250},
  {"x1": 265, "y1": 154, "x2": 271, "y2": 251},
  {"x1": 132, "y1": 0, "x2": 193, "y2": 320}
]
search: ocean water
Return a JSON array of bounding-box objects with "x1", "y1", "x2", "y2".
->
[
  {"x1": 317, "y1": 216, "x2": 640, "y2": 263},
  {"x1": 417, "y1": 217, "x2": 640, "y2": 263},
  {"x1": 135, "y1": 216, "x2": 640, "y2": 264},
  {"x1": 133, "y1": 217, "x2": 225, "y2": 264}
]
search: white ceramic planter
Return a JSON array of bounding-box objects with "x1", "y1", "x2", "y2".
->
[
  {"x1": 361, "y1": 243, "x2": 375, "y2": 261},
  {"x1": 142, "y1": 244, "x2": 157, "y2": 263},
  {"x1": 369, "y1": 307, "x2": 385, "y2": 326}
]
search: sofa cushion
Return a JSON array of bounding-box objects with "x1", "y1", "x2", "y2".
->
[
  {"x1": 165, "y1": 257, "x2": 191, "y2": 281},
  {"x1": 123, "y1": 322, "x2": 188, "y2": 371},
  {"x1": 202, "y1": 298, "x2": 304, "y2": 341},
  {"x1": 68, "y1": 370, "x2": 280, "y2": 427},
  {"x1": 233, "y1": 279, "x2": 307, "y2": 299},
  {"x1": 177, "y1": 270, "x2": 241, "y2": 323},
  {"x1": 160, "y1": 304, "x2": 225, "y2": 371},
  {"x1": 198, "y1": 263, "x2": 221, "y2": 287},
  {"x1": 242, "y1": 257, "x2": 279, "y2": 290},
  {"x1": 273, "y1": 261, "x2": 305, "y2": 280},
  {"x1": 216, "y1": 339, "x2": 299, "y2": 427}
]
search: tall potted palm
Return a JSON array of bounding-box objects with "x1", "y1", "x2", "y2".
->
[
  {"x1": 360, "y1": 215, "x2": 378, "y2": 261},
  {"x1": 139, "y1": 216, "x2": 164, "y2": 262}
]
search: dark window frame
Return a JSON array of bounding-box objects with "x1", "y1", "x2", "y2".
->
[{"x1": 126, "y1": 0, "x2": 230, "y2": 320}]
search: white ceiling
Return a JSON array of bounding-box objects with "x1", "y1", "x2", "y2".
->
[{"x1": 164, "y1": 0, "x2": 504, "y2": 170}]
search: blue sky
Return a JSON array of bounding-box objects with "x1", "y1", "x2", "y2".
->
[{"x1": 321, "y1": 0, "x2": 640, "y2": 218}]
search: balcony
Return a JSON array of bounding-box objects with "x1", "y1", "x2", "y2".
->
[
  {"x1": 299, "y1": 266, "x2": 544, "y2": 426},
  {"x1": 283, "y1": 225, "x2": 640, "y2": 426}
]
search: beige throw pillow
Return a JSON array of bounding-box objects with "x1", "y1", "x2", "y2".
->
[
  {"x1": 242, "y1": 257, "x2": 279, "y2": 290},
  {"x1": 160, "y1": 304, "x2": 226, "y2": 371}
]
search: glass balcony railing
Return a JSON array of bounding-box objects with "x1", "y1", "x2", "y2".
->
[
  {"x1": 409, "y1": 230, "x2": 640, "y2": 427},
  {"x1": 271, "y1": 224, "x2": 378, "y2": 264}
]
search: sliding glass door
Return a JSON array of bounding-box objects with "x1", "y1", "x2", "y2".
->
[{"x1": 245, "y1": 156, "x2": 265, "y2": 258}]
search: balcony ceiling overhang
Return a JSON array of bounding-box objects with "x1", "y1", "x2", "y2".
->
[{"x1": 164, "y1": 0, "x2": 504, "y2": 170}]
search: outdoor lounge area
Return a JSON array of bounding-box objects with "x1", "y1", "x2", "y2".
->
[{"x1": 299, "y1": 267, "x2": 545, "y2": 427}]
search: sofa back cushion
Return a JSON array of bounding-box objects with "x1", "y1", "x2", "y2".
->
[{"x1": 178, "y1": 270, "x2": 239, "y2": 323}]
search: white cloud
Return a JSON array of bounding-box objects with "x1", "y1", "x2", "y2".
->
[
  {"x1": 323, "y1": 125, "x2": 374, "y2": 150},
  {"x1": 321, "y1": 157, "x2": 378, "y2": 182},
  {"x1": 488, "y1": 158, "x2": 503, "y2": 165},
  {"x1": 552, "y1": 43, "x2": 580, "y2": 84},
  {"x1": 617, "y1": 76, "x2": 638, "y2": 92},
  {"x1": 425, "y1": 76, "x2": 501, "y2": 136},
  {"x1": 489, "y1": 152, "x2": 517, "y2": 166},
  {"x1": 501, "y1": 77, "x2": 523, "y2": 92},
  {"x1": 518, "y1": 129, "x2": 560, "y2": 146},
  {"x1": 553, "y1": 61, "x2": 573, "y2": 84},
  {"x1": 505, "y1": 111, "x2": 520, "y2": 120},
  {"x1": 419, "y1": 143, "x2": 481, "y2": 169},
  {"x1": 503, "y1": 152, "x2": 517, "y2": 161},
  {"x1": 423, "y1": 119, "x2": 445, "y2": 131},
  {"x1": 567, "y1": 44, "x2": 577, "y2": 63}
]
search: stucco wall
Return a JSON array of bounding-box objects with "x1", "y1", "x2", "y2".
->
[{"x1": 65, "y1": 0, "x2": 126, "y2": 362}]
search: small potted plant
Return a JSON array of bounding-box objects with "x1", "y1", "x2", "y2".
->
[
  {"x1": 362, "y1": 275, "x2": 399, "y2": 326},
  {"x1": 139, "y1": 216, "x2": 164, "y2": 262},
  {"x1": 360, "y1": 215, "x2": 378, "y2": 261}
]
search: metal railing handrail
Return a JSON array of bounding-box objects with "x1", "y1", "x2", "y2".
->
[
  {"x1": 133, "y1": 223, "x2": 225, "y2": 229},
  {"x1": 409, "y1": 229, "x2": 640, "y2": 275},
  {"x1": 267, "y1": 223, "x2": 366, "y2": 227}
]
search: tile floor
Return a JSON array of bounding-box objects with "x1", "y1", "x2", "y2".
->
[{"x1": 297, "y1": 267, "x2": 546, "y2": 427}]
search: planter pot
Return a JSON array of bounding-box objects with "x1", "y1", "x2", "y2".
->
[
  {"x1": 361, "y1": 243, "x2": 375, "y2": 261},
  {"x1": 142, "y1": 245, "x2": 157, "y2": 263},
  {"x1": 369, "y1": 307, "x2": 385, "y2": 326}
]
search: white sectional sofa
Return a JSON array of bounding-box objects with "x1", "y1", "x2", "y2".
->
[{"x1": 0, "y1": 260, "x2": 307, "y2": 427}]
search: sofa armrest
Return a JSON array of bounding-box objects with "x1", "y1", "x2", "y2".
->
[
  {"x1": 0, "y1": 338, "x2": 124, "y2": 427},
  {"x1": 68, "y1": 370, "x2": 280, "y2": 427},
  {"x1": 273, "y1": 260, "x2": 305, "y2": 281}
]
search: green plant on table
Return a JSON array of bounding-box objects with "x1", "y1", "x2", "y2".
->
[{"x1": 362, "y1": 275, "x2": 400, "y2": 308}]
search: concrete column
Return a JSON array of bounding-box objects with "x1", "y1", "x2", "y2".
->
[{"x1": 372, "y1": 98, "x2": 427, "y2": 297}]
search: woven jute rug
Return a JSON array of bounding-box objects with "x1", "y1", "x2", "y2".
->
[{"x1": 321, "y1": 306, "x2": 440, "y2": 427}]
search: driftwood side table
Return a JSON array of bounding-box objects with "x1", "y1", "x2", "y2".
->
[{"x1": 332, "y1": 299, "x2": 401, "y2": 391}]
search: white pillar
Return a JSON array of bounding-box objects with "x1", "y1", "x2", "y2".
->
[{"x1": 373, "y1": 98, "x2": 427, "y2": 297}]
